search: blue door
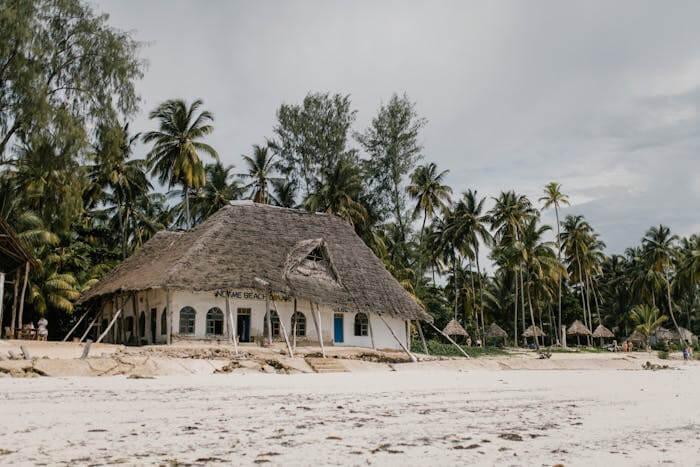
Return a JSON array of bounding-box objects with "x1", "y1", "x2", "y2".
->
[{"x1": 334, "y1": 314, "x2": 344, "y2": 343}]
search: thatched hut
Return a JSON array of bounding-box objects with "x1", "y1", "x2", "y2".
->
[
  {"x1": 522, "y1": 325, "x2": 545, "y2": 337},
  {"x1": 567, "y1": 320, "x2": 592, "y2": 346},
  {"x1": 654, "y1": 326, "x2": 676, "y2": 342},
  {"x1": 626, "y1": 330, "x2": 646, "y2": 350},
  {"x1": 77, "y1": 202, "x2": 432, "y2": 351},
  {"x1": 0, "y1": 217, "x2": 37, "y2": 338},
  {"x1": 592, "y1": 324, "x2": 614, "y2": 339},
  {"x1": 486, "y1": 323, "x2": 507, "y2": 339},
  {"x1": 442, "y1": 319, "x2": 468, "y2": 337}
]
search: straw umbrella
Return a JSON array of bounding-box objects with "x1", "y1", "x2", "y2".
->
[
  {"x1": 592, "y1": 324, "x2": 614, "y2": 346},
  {"x1": 567, "y1": 320, "x2": 592, "y2": 346},
  {"x1": 443, "y1": 319, "x2": 468, "y2": 339},
  {"x1": 485, "y1": 322, "x2": 507, "y2": 346},
  {"x1": 522, "y1": 325, "x2": 545, "y2": 347}
]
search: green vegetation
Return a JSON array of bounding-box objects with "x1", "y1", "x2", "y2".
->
[
  {"x1": 658, "y1": 350, "x2": 669, "y2": 360},
  {"x1": 0, "y1": 0, "x2": 698, "y2": 345},
  {"x1": 411, "y1": 339, "x2": 508, "y2": 358}
]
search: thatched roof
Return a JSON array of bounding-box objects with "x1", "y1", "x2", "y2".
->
[
  {"x1": 567, "y1": 320, "x2": 592, "y2": 337},
  {"x1": 678, "y1": 327, "x2": 695, "y2": 342},
  {"x1": 79, "y1": 202, "x2": 432, "y2": 321},
  {"x1": 443, "y1": 319, "x2": 468, "y2": 336},
  {"x1": 592, "y1": 324, "x2": 614, "y2": 339},
  {"x1": 522, "y1": 325, "x2": 545, "y2": 337},
  {"x1": 627, "y1": 330, "x2": 646, "y2": 343},
  {"x1": 654, "y1": 326, "x2": 676, "y2": 341},
  {"x1": 0, "y1": 217, "x2": 37, "y2": 272},
  {"x1": 485, "y1": 322, "x2": 508, "y2": 339}
]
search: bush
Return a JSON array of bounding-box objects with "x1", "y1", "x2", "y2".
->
[
  {"x1": 411, "y1": 339, "x2": 508, "y2": 358},
  {"x1": 657, "y1": 350, "x2": 669, "y2": 360}
]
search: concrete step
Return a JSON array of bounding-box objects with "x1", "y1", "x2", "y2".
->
[{"x1": 305, "y1": 357, "x2": 347, "y2": 373}]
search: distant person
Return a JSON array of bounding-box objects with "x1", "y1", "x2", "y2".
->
[
  {"x1": 476, "y1": 338, "x2": 482, "y2": 347},
  {"x1": 621, "y1": 341, "x2": 628, "y2": 352},
  {"x1": 466, "y1": 337, "x2": 472, "y2": 347},
  {"x1": 37, "y1": 318, "x2": 48, "y2": 341},
  {"x1": 682, "y1": 347, "x2": 688, "y2": 361}
]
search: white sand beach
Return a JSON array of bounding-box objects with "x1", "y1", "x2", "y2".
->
[{"x1": 1, "y1": 365, "x2": 699, "y2": 466}]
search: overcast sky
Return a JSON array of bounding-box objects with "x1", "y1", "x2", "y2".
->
[{"x1": 96, "y1": 0, "x2": 700, "y2": 262}]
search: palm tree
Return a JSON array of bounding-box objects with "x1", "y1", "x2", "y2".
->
[
  {"x1": 272, "y1": 180, "x2": 298, "y2": 208},
  {"x1": 304, "y1": 157, "x2": 367, "y2": 226},
  {"x1": 240, "y1": 144, "x2": 281, "y2": 204},
  {"x1": 642, "y1": 225, "x2": 687, "y2": 346},
  {"x1": 560, "y1": 214, "x2": 594, "y2": 339},
  {"x1": 406, "y1": 162, "x2": 452, "y2": 246},
  {"x1": 488, "y1": 191, "x2": 536, "y2": 346},
  {"x1": 189, "y1": 162, "x2": 243, "y2": 223},
  {"x1": 143, "y1": 99, "x2": 218, "y2": 228},
  {"x1": 539, "y1": 182, "x2": 569, "y2": 344},
  {"x1": 631, "y1": 304, "x2": 667, "y2": 350}
]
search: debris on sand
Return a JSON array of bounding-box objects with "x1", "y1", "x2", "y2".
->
[
  {"x1": 499, "y1": 433, "x2": 523, "y2": 441},
  {"x1": 126, "y1": 374, "x2": 154, "y2": 379},
  {"x1": 214, "y1": 361, "x2": 242, "y2": 373},
  {"x1": 642, "y1": 361, "x2": 672, "y2": 371}
]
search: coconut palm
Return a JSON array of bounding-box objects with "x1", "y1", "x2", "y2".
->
[
  {"x1": 304, "y1": 157, "x2": 367, "y2": 226},
  {"x1": 406, "y1": 162, "x2": 452, "y2": 246},
  {"x1": 560, "y1": 214, "x2": 595, "y2": 338},
  {"x1": 642, "y1": 225, "x2": 687, "y2": 346},
  {"x1": 189, "y1": 162, "x2": 243, "y2": 223},
  {"x1": 630, "y1": 304, "x2": 667, "y2": 350},
  {"x1": 539, "y1": 182, "x2": 569, "y2": 344},
  {"x1": 240, "y1": 144, "x2": 281, "y2": 204},
  {"x1": 143, "y1": 99, "x2": 218, "y2": 228},
  {"x1": 272, "y1": 180, "x2": 299, "y2": 208}
]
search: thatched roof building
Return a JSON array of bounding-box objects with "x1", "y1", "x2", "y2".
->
[
  {"x1": 567, "y1": 320, "x2": 592, "y2": 337},
  {"x1": 654, "y1": 326, "x2": 676, "y2": 341},
  {"x1": 0, "y1": 217, "x2": 36, "y2": 273},
  {"x1": 522, "y1": 325, "x2": 545, "y2": 337},
  {"x1": 80, "y1": 202, "x2": 430, "y2": 322},
  {"x1": 627, "y1": 330, "x2": 646, "y2": 343},
  {"x1": 592, "y1": 324, "x2": 614, "y2": 339},
  {"x1": 77, "y1": 202, "x2": 431, "y2": 351},
  {"x1": 485, "y1": 322, "x2": 507, "y2": 339},
  {"x1": 442, "y1": 319, "x2": 468, "y2": 337}
]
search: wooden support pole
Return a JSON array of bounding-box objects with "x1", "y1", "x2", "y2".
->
[
  {"x1": 63, "y1": 308, "x2": 90, "y2": 342},
  {"x1": 0, "y1": 272, "x2": 5, "y2": 338},
  {"x1": 132, "y1": 292, "x2": 139, "y2": 345},
  {"x1": 292, "y1": 298, "x2": 297, "y2": 350},
  {"x1": 145, "y1": 290, "x2": 152, "y2": 345},
  {"x1": 80, "y1": 309, "x2": 100, "y2": 343},
  {"x1": 271, "y1": 299, "x2": 293, "y2": 357},
  {"x1": 81, "y1": 340, "x2": 92, "y2": 359},
  {"x1": 166, "y1": 289, "x2": 173, "y2": 345},
  {"x1": 368, "y1": 314, "x2": 376, "y2": 350},
  {"x1": 10, "y1": 269, "x2": 19, "y2": 332},
  {"x1": 265, "y1": 294, "x2": 272, "y2": 346},
  {"x1": 311, "y1": 302, "x2": 325, "y2": 358},
  {"x1": 417, "y1": 320, "x2": 429, "y2": 355},
  {"x1": 225, "y1": 292, "x2": 238, "y2": 355},
  {"x1": 428, "y1": 322, "x2": 471, "y2": 359},
  {"x1": 17, "y1": 262, "x2": 29, "y2": 328},
  {"x1": 97, "y1": 309, "x2": 122, "y2": 344},
  {"x1": 378, "y1": 315, "x2": 417, "y2": 362},
  {"x1": 20, "y1": 344, "x2": 31, "y2": 360}
]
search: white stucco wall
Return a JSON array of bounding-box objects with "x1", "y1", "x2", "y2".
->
[{"x1": 103, "y1": 289, "x2": 410, "y2": 350}]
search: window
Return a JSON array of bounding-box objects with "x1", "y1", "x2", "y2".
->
[
  {"x1": 161, "y1": 308, "x2": 167, "y2": 335},
  {"x1": 179, "y1": 306, "x2": 196, "y2": 334},
  {"x1": 206, "y1": 307, "x2": 224, "y2": 336},
  {"x1": 291, "y1": 312, "x2": 306, "y2": 337},
  {"x1": 264, "y1": 310, "x2": 280, "y2": 337},
  {"x1": 354, "y1": 313, "x2": 368, "y2": 336},
  {"x1": 139, "y1": 312, "x2": 146, "y2": 337}
]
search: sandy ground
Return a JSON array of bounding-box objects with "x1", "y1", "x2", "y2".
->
[{"x1": 1, "y1": 367, "x2": 699, "y2": 466}]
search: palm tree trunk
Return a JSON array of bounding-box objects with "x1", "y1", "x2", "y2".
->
[
  {"x1": 519, "y1": 267, "x2": 526, "y2": 342},
  {"x1": 10, "y1": 269, "x2": 19, "y2": 331},
  {"x1": 664, "y1": 271, "x2": 687, "y2": 346},
  {"x1": 588, "y1": 273, "x2": 602, "y2": 328},
  {"x1": 185, "y1": 187, "x2": 191, "y2": 229},
  {"x1": 118, "y1": 203, "x2": 126, "y2": 260},
  {"x1": 575, "y1": 253, "x2": 588, "y2": 330},
  {"x1": 453, "y1": 249, "x2": 458, "y2": 320},
  {"x1": 527, "y1": 285, "x2": 540, "y2": 351},
  {"x1": 476, "y1": 251, "x2": 485, "y2": 346},
  {"x1": 513, "y1": 271, "x2": 519, "y2": 347},
  {"x1": 469, "y1": 258, "x2": 478, "y2": 343},
  {"x1": 554, "y1": 204, "x2": 562, "y2": 345},
  {"x1": 18, "y1": 262, "x2": 29, "y2": 329}
]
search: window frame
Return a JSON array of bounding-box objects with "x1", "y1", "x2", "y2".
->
[
  {"x1": 354, "y1": 313, "x2": 369, "y2": 337},
  {"x1": 179, "y1": 306, "x2": 196, "y2": 335}
]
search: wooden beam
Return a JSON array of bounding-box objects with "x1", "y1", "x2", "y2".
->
[
  {"x1": 271, "y1": 299, "x2": 293, "y2": 357},
  {"x1": 145, "y1": 290, "x2": 152, "y2": 345},
  {"x1": 166, "y1": 289, "x2": 173, "y2": 345},
  {"x1": 81, "y1": 340, "x2": 92, "y2": 359},
  {"x1": 428, "y1": 322, "x2": 471, "y2": 359},
  {"x1": 96, "y1": 309, "x2": 122, "y2": 344},
  {"x1": 0, "y1": 272, "x2": 5, "y2": 338},
  {"x1": 132, "y1": 292, "x2": 139, "y2": 345},
  {"x1": 225, "y1": 292, "x2": 238, "y2": 355},
  {"x1": 17, "y1": 262, "x2": 29, "y2": 328},
  {"x1": 367, "y1": 314, "x2": 376, "y2": 350},
  {"x1": 10, "y1": 269, "x2": 19, "y2": 331},
  {"x1": 80, "y1": 310, "x2": 100, "y2": 343},
  {"x1": 292, "y1": 298, "x2": 297, "y2": 350},
  {"x1": 20, "y1": 344, "x2": 31, "y2": 360},
  {"x1": 378, "y1": 315, "x2": 417, "y2": 362},
  {"x1": 63, "y1": 308, "x2": 90, "y2": 342},
  {"x1": 265, "y1": 294, "x2": 272, "y2": 346},
  {"x1": 311, "y1": 302, "x2": 325, "y2": 358},
  {"x1": 417, "y1": 320, "x2": 429, "y2": 355}
]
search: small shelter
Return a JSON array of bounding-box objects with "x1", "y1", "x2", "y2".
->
[
  {"x1": 626, "y1": 330, "x2": 646, "y2": 350},
  {"x1": 522, "y1": 324, "x2": 545, "y2": 346},
  {"x1": 567, "y1": 320, "x2": 592, "y2": 346},
  {"x1": 442, "y1": 318, "x2": 468, "y2": 338},
  {"x1": 592, "y1": 324, "x2": 614, "y2": 346},
  {"x1": 485, "y1": 322, "x2": 507, "y2": 345},
  {"x1": 654, "y1": 326, "x2": 675, "y2": 342},
  {"x1": 0, "y1": 217, "x2": 37, "y2": 338}
]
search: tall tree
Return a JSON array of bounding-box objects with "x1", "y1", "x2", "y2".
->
[
  {"x1": 304, "y1": 157, "x2": 367, "y2": 226},
  {"x1": 240, "y1": 144, "x2": 281, "y2": 204},
  {"x1": 539, "y1": 182, "x2": 569, "y2": 344},
  {"x1": 0, "y1": 0, "x2": 143, "y2": 159},
  {"x1": 406, "y1": 162, "x2": 452, "y2": 247},
  {"x1": 270, "y1": 92, "x2": 357, "y2": 197},
  {"x1": 143, "y1": 99, "x2": 218, "y2": 228},
  {"x1": 357, "y1": 93, "x2": 426, "y2": 244}
]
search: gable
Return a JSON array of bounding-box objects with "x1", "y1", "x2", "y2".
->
[{"x1": 291, "y1": 245, "x2": 338, "y2": 283}]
